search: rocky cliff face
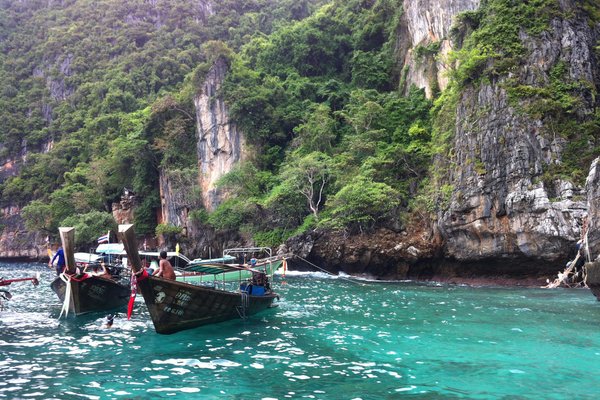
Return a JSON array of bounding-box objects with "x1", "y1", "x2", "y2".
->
[
  {"x1": 437, "y1": 1, "x2": 598, "y2": 271},
  {"x1": 193, "y1": 57, "x2": 246, "y2": 212},
  {"x1": 158, "y1": 168, "x2": 203, "y2": 229},
  {"x1": 585, "y1": 158, "x2": 600, "y2": 261},
  {"x1": 152, "y1": 57, "x2": 248, "y2": 256},
  {"x1": 0, "y1": 207, "x2": 48, "y2": 260},
  {"x1": 399, "y1": 0, "x2": 480, "y2": 98},
  {"x1": 290, "y1": 1, "x2": 598, "y2": 282}
]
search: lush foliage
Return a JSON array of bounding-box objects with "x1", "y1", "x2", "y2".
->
[
  {"x1": 212, "y1": 0, "x2": 434, "y2": 238},
  {"x1": 60, "y1": 211, "x2": 117, "y2": 248},
  {"x1": 0, "y1": 0, "x2": 326, "y2": 239},
  {"x1": 6, "y1": 0, "x2": 596, "y2": 249},
  {"x1": 322, "y1": 176, "x2": 400, "y2": 232},
  {"x1": 448, "y1": 0, "x2": 561, "y2": 87},
  {"x1": 155, "y1": 222, "x2": 183, "y2": 243}
]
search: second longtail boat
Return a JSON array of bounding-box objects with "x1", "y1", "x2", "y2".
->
[{"x1": 50, "y1": 227, "x2": 130, "y2": 316}]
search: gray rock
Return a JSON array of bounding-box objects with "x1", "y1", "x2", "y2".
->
[
  {"x1": 586, "y1": 158, "x2": 600, "y2": 260},
  {"x1": 399, "y1": 0, "x2": 480, "y2": 97},
  {"x1": 437, "y1": 0, "x2": 596, "y2": 264},
  {"x1": 194, "y1": 57, "x2": 246, "y2": 212}
]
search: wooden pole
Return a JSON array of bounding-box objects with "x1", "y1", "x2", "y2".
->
[
  {"x1": 117, "y1": 224, "x2": 142, "y2": 274},
  {"x1": 59, "y1": 227, "x2": 77, "y2": 274}
]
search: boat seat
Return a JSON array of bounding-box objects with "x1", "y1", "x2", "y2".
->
[{"x1": 240, "y1": 282, "x2": 266, "y2": 296}]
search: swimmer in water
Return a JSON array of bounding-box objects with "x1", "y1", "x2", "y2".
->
[{"x1": 105, "y1": 314, "x2": 114, "y2": 328}]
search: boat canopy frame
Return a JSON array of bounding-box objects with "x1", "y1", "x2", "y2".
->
[{"x1": 223, "y1": 247, "x2": 272, "y2": 263}]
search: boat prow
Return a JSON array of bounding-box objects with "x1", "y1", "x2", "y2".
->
[{"x1": 50, "y1": 275, "x2": 130, "y2": 316}]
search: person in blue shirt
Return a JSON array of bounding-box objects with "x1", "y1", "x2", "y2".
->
[{"x1": 49, "y1": 246, "x2": 65, "y2": 276}]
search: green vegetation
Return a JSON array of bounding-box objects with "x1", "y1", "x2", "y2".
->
[
  {"x1": 3, "y1": 0, "x2": 598, "y2": 249},
  {"x1": 0, "y1": 0, "x2": 327, "y2": 244},
  {"x1": 212, "y1": 0, "x2": 434, "y2": 239},
  {"x1": 155, "y1": 223, "x2": 183, "y2": 243},
  {"x1": 413, "y1": 41, "x2": 441, "y2": 62},
  {"x1": 447, "y1": 0, "x2": 560, "y2": 89},
  {"x1": 60, "y1": 211, "x2": 117, "y2": 248}
]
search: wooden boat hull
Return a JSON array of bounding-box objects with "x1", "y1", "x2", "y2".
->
[
  {"x1": 50, "y1": 276, "x2": 130, "y2": 316},
  {"x1": 585, "y1": 261, "x2": 600, "y2": 301},
  {"x1": 138, "y1": 275, "x2": 278, "y2": 334}
]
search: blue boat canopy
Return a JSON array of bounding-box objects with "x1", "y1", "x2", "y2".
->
[{"x1": 95, "y1": 243, "x2": 125, "y2": 255}]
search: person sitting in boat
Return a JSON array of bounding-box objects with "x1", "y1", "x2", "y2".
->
[
  {"x1": 141, "y1": 259, "x2": 154, "y2": 275},
  {"x1": 84, "y1": 262, "x2": 112, "y2": 280},
  {"x1": 251, "y1": 270, "x2": 266, "y2": 286},
  {"x1": 153, "y1": 251, "x2": 176, "y2": 280},
  {"x1": 97, "y1": 262, "x2": 113, "y2": 280}
]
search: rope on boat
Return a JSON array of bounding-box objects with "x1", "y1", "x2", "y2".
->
[
  {"x1": 292, "y1": 255, "x2": 361, "y2": 285},
  {"x1": 237, "y1": 292, "x2": 249, "y2": 320},
  {"x1": 58, "y1": 273, "x2": 73, "y2": 318}
]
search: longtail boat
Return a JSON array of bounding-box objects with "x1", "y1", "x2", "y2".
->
[
  {"x1": 50, "y1": 227, "x2": 130, "y2": 317},
  {"x1": 118, "y1": 224, "x2": 284, "y2": 334},
  {"x1": 0, "y1": 274, "x2": 40, "y2": 310}
]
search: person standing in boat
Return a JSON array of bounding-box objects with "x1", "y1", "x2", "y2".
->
[
  {"x1": 49, "y1": 245, "x2": 65, "y2": 276},
  {"x1": 153, "y1": 251, "x2": 176, "y2": 280}
]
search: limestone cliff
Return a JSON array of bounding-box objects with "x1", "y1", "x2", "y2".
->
[
  {"x1": 399, "y1": 0, "x2": 480, "y2": 98},
  {"x1": 0, "y1": 207, "x2": 48, "y2": 260},
  {"x1": 193, "y1": 57, "x2": 246, "y2": 212},
  {"x1": 153, "y1": 57, "x2": 247, "y2": 255},
  {"x1": 436, "y1": 1, "x2": 598, "y2": 269},
  {"x1": 586, "y1": 158, "x2": 600, "y2": 260},
  {"x1": 289, "y1": 0, "x2": 598, "y2": 282},
  {"x1": 158, "y1": 168, "x2": 203, "y2": 233}
]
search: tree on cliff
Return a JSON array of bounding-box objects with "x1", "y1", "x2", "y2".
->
[{"x1": 280, "y1": 151, "x2": 333, "y2": 221}]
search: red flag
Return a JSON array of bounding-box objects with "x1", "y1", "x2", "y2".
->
[
  {"x1": 127, "y1": 273, "x2": 137, "y2": 320},
  {"x1": 127, "y1": 269, "x2": 148, "y2": 319},
  {"x1": 127, "y1": 293, "x2": 136, "y2": 320}
]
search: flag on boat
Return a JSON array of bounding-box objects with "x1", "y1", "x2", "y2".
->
[{"x1": 97, "y1": 232, "x2": 110, "y2": 244}]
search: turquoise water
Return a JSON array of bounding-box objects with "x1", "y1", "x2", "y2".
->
[{"x1": 1, "y1": 262, "x2": 600, "y2": 399}]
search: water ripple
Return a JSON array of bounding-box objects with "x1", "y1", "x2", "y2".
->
[{"x1": 2, "y1": 263, "x2": 600, "y2": 399}]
